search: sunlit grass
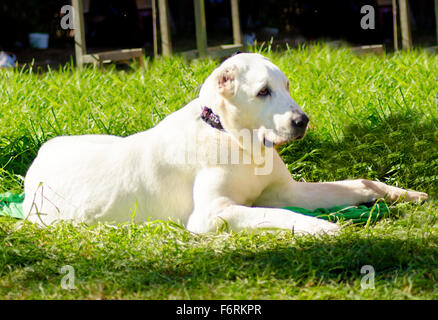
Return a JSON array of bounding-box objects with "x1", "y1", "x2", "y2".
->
[{"x1": 0, "y1": 44, "x2": 437, "y2": 299}]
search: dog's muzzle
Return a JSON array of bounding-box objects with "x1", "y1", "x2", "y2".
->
[
  {"x1": 262, "y1": 112, "x2": 309, "y2": 147},
  {"x1": 290, "y1": 113, "x2": 309, "y2": 140}
]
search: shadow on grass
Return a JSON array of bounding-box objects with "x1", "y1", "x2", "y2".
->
[
  {"x1": 151, "y1": 236, "x2": 438, "y2": 289},
  {"x1": 4, "y1": 229, "x2": 437, "y2": 294},
  {"x1": 281, "y1": 111, "x2": 438, "y2": 198},
  {"x1": 0, "y1": 134, "x2": 42, "y2": 192}
]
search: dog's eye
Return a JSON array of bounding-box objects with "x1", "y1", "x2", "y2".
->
[{"x1": 257, "y1": 87, "x2": 271, "y2": 97}]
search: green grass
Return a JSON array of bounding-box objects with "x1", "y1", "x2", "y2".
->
[{"x1": 1, "y1": 44, "x2": 437, "y2": 299}]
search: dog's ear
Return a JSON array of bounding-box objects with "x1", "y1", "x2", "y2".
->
[{"x1": 217, "y1": 66, "x2": 237, "y2": 96}]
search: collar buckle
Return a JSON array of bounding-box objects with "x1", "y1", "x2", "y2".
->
[{"x1": 201, "y1": 107, "x2": 224, "y2": 131}]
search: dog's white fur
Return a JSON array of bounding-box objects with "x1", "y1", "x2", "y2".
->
[{"x1": 23, "y1": 53, "x2": 427, "y2": 234}]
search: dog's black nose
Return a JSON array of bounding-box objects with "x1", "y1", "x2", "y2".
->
[{"x1": 291, "y1": 114, "x2": 309, "y2": 128}]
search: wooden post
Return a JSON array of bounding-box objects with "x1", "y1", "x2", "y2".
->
[
  {"x1": 72, "y1": 0, "x2": 86, "y2": 67},
  {"x1": 435, "y1": 0, "x2": 438, "y2": 45},
  {"x1": 230, "y1": 0, "x2": 242, "y2": 45},
  {"x1": 152, "y1": 0, "x2": 158, "y2": 58},
  {"x1": 158, "y1": 0, "x2": 172, "y2": 56},
  {"x1": 194, "y1": 0, "x2": 208, "y2": 58},
  {"x1": 399, "y1": 0, "x2": 412, "y2": 49},
  {"x1": 392, "y1": 0, "x2": 398, "y2": 50}
]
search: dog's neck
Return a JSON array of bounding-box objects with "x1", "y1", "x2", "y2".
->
[
  {"x1": 201, "y1": 106, "x2": 224, "y2": 131},
  {"x1": 199, "y1": 105, "x2": 270, "y2": 165}
]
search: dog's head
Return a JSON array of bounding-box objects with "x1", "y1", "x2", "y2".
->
[{"x1": 199, "y1": 53, "x2": 308, "y2": 148}]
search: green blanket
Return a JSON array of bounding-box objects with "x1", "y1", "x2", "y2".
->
[
  {"x1": 0, "y1": 192, "x2": 25, "y2": 219},
  {"x1": 283, "y1": 203, "x2": 389, "y2": 224},
  {"x1": 0, "y1": 192, "x2": 389, "y2": 224}
]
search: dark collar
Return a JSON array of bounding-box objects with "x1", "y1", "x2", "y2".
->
[{"x1": 201, "y1": 106, "x2": 224, "y2": 131}]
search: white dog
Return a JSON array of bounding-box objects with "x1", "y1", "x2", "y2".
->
[{"x1": 23, "y1": 53, "x2": 427, "y2": 234}]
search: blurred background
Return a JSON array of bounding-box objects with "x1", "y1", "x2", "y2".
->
[{"x1": 0, "y1": 0, "x2": 437, "y2": 68}]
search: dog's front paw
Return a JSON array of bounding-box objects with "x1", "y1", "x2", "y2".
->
[
  {"x1": 362, "y1": 180, "x2": 428, "y2": 203},
  {"x1": 316, "y1": 220, "x2": 341, "y2": 236},
  {"x1": 295, "y1": 219, "x2": 341, "y2": 236},
  {"x1": 386, "y1": 186, "x2": 428, "y2": 203},
  {"x1": 404, "y1": 190, "x2": 428, "y2": 202}
]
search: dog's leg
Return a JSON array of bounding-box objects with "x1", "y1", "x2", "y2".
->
[
  {"x1": 186, "y1": 197, "x2": 340, "y2": 235},
  {"x1": 186, "y1": 170, "x2": 339, "y2": 234},
  {"x1": 258, "y1": 178, "x2": 428, "y2": 210}
]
